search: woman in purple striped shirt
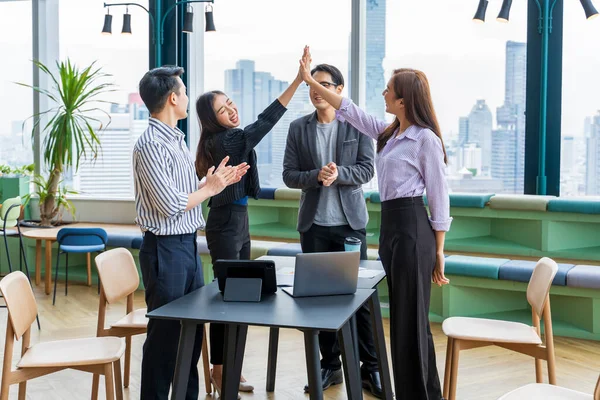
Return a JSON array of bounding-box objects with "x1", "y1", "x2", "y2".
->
[{"x1": 299, "y1": 49, "x2": 451, "y2": 400}]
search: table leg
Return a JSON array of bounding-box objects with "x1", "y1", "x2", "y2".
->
[
  {"x1": 266, "y1": 327, "x2": 279, "y2": 392},
  {"x1": 304, "y1": 329, "x2": 323, "y2": 400},
  {"x1": 350, "y1": 314, "x2": 361, "y2": 374},
  {"x1": 44, "y1": 240, "x2": 52, "y2": 295},
  {"x1": 35, "y1": 240, "x2": 41, "y2": 286},
  {"x1": 171, "y1": 321, "x2": 198, "y2": 400},
  {"x1": 86, "y1": 252, "x2": 92, "y2": 286},
  {"x1": 338, "y1": 322, "x2": 363, "y2": 400},
  {"x1": 369, "y1": 290, "x2": 394, "y2": 400},
  {"x1": 222, "y1": 324, "x2": 247, "y2": 400}
]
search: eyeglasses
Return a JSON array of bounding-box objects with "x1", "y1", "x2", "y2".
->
[{"x1": 306, "y1": 81, "x2": 339, "y2": 88}]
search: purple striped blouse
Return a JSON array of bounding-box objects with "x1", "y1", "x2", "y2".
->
[{"x1": 336, "y1": 98, "x2": 452, "y2": 232}]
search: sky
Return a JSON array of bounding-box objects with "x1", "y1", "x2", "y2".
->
[{"x1": 1, "y1": 0, "x2": 599, "y2": 139}]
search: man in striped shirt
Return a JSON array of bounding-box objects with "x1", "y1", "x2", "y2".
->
[{"x1": 133, "y1": 66, "x2": 248, "y2": 399}]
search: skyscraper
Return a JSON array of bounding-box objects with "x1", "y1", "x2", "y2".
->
[
  {"x1": 586, "y1": 111, "x2": 600, "y2": 195},
  {"x1": 467, "y1": 99, "x2": 493, "y2": 175},
  {"x1": 224, "y1": 61, "x2": 310, "y2": 187},
  {"x1": 347, "y1": 0, "x2": 386, "y2": 120},
  {"x1": 365, "y1": 0, "x2": 386, "y2": 121},
  {"x1": 492, "y1": 41, "x2": 527, "y2": 193},
  {"x1": 76, "y1": 94, "x2": 148, "y2": 198}
]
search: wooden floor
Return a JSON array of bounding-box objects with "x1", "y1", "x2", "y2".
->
[{"x1": 1, "y1": 282, "x2": 599, "y2": 399}]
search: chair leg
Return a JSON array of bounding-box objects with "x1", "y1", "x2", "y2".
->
[
  {"x1": 443, "y1": 337, "x2": 454, "y2": 399},
  {"x1": 3, "y1": 232, "x2": 13, "y2": 273},
  {"x1": 65, "y1": 253, "x2": 69, "y2": 296},
  {"x1": 547, "y1": 346, "x2": 557, "y2": 385},
  {"x1": 449, "y1": 339, "x2": 461, "y2": 400},
  {"x1": 104, "y1": 363, "x2": 115, "y2": 400},
  {"x1": 91, "y1": 373, "x2": 100, "y2": 400},
  {"x1": 0, "y1": 371, "x2": 10, "y2": 400},
  {"x1": 113, "y1": 360, "x2": 123, "y2": 400},
  {"x1": 535, "y1": 357, "x2": 543, "y2": 383},
  {"x1": 124, "y1": 336, "x2": 132, "y2": 388},
  {"x1": 202, "y1": 324, "x2": 212, "y2": 394},
  {"x1": 53, "y1": 251, "x2": 61, "y2": 306},
  {"x1": 17, "y1": 381, "x2": 26, "y2": 400},
  {"x1": 86, "y1": 252, "x2": 92, "y2": 286}
]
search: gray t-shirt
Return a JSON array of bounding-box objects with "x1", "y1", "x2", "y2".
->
[{"x1": 314, "y1": 119, "x2": 348, "y2": 227}]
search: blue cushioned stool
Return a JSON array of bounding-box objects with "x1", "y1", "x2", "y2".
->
[
  {"x1": 499, "y1": 260, "x2": 575, "y2": 286},
  {"x1": 266, "y1": 242, "x2": 303, "y2": 257},
  {"x1": 53, "y1": 228, "x2": 108, "y2": 305}
]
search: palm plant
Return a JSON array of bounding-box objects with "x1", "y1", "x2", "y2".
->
[{"x1": 19, "y1": 59, "x2": 115, "y2": 226}]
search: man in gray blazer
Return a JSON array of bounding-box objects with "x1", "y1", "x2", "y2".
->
[{"x1": 282, "y1": 64, "x2": 382, "y2": 398}]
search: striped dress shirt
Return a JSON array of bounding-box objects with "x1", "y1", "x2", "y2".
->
[
  {"x1": 133, "y1": 118, "x2": 205, "y2": 235},
  {"x1": 336, "y1": 98, "x2": 452, "y2": 231}
]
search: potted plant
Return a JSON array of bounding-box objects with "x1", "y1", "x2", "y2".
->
[
  {"x1": 18, "y1": 59, "x2": 115, "y2": 227},
  {"x1": 0, "y1": 164, "x2": 35, "y2": 219},
  {"x1": 22, "y1": 174, "x2": 77, "y2": 226}
]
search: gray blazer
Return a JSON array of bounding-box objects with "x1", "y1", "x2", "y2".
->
[{"x1": 282, "y1": 112, "x2": 375, "y2": 233}]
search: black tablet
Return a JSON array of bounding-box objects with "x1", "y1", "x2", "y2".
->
[{"x1": 213, "y1": 259, "x2": 278, "y2": 294}]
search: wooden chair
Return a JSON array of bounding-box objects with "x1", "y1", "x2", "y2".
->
[
  {"x1": 442, "y1": 257, "x2": 559, "y2": 400},
  {"x1": 497, "y1": 374, "x2": 599, "y2": 399},
  {"x1": 0, "y1": 271, "x2": 124, "y2": 400},
  {"x1": 91, "y1": 247, "x2": 212, "y2": 397}
]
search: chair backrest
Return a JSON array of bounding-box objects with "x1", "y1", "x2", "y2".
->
[
  {"x1": 527, "y1": 257, "x2": 559, "y2": 317},
  {"x1": 57, "y1": 227, "x2": 108, "y2": 247},
  {"x1": 0, "y1": 196, "x2": 22, "y2": 229},
  {"x1": 95, "y1": 248, "x2": 140, "y2": 304},
  {"x1": 0, "y1": 271, "x2": 38, "y2": 340}
]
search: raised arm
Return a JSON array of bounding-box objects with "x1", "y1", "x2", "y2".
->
[{"x1": 299, "y1": 46, "x2": 388, "y2": 139}]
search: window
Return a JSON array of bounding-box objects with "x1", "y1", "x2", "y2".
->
[
  {"x1": 59, "y1": 0, "x2": 149, "y2": 199},
  {"x1": 370, "y1": 1, "x2": 528, "y2": 193},
  {"x1": 0, "y1": 1, "x2": 34, "y2": 168},
  {"x1": 202, "y1": 0, "x2": 350, "y2": 188},
  {"x1": 561, "y1": 3, "x2": 600, "y2": 196}
]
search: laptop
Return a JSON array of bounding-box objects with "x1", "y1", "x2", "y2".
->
[{"x1": 282, "y1": 251, "x2": 360, "y2": 297}]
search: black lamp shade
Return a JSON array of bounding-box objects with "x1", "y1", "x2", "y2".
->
[
  {"x1": 473, "y1": 0, "x2": 489, "y2": 23},
  {"x1": 205, "y1": 8, "x2": 216, "y2": 32},
  {"x1": 497, "y1": 0, "x2": 513, "y2": 22},
  {"x1": 102, "y1": 14, "x2": 112, "y2": 35},
  {"x1": 580, "y1": 0, "x2": 599, "y2": 19},
  {"x1": 122, "y1": 13, "x2": 132, "y2": 34},
  {"x1": 183, "y1": 9, "x2": 194, "y2": 33}
]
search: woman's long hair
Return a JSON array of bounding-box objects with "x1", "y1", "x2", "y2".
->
[
  {"x1": 377, "y1": 69, "x2": 447, "y2": 164},
  {"x1": 195, "y1": 90, "x2": 226, "y2": 178}
]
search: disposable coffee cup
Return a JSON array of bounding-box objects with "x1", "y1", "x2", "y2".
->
[{"x1": 344, "y1": 237, "x2": 362, "y2": 252}]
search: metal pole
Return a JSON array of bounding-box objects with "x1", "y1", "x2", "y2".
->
[
  {"x1": 155, "y1": 0, "x2": 162, "y2": 67},
  {"x1": 536, "y1": 0, "x2": 551, "y2": 195}
]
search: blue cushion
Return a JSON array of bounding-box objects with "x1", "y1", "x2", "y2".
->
[
  {"x1": 449, "y1": 193, "x2": 494, "y2": 208},
  {"x1": 267, "y1": 243, "x2": 303, "y2": 257},
  {"x1": 499, "y1": 260, "x2": 574, "y2": 286},
  {"x1": 445, "y1": 255, "x2": 510, "y2": 279},
  {"x1": 567, "y1": 265, "x2": 600, "y2": 289},
  {"x1": 131, "y1": 237, "x2": 143, "y2": 249},
  {"x1": 547, "y1": 198, "x2": 600, "y2": 214},
  {"x1": 257, "y1": 187, "x2": 276, "y2": 200},
  {"x1": 57, "y1": 228, "x2": 108, "y2": 246},
  {"x1": 106, "y1": 233, "x2": 137, "y2": 248},
  {"x1": 370, "y1": 192, "x2": 381, "y2": 203},
  {"x1": 60, "y1": 244, "x2": 106, "y2": 253}
]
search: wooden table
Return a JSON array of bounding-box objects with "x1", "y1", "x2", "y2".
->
[{"x1": 22, "y1": 223, "x2": 142, "y2": 295}]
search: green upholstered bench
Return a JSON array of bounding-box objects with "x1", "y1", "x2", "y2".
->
[
  {"x1": 274, "y1": 188, "x2": 302, "y2": 201},
  {"x1": 547, "y1": 198, "x2": 600, "y2": 214}
]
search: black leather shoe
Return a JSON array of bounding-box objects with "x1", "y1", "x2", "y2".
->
[
  {"x1": 303, "y1": 368, "x2": 343, "y2": 393},
  {"x1": 361, "y1": 370, "x2": 383, "y2": 399}
]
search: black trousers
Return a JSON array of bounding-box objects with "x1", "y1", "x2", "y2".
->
[
  {"x1": 205, "y1": 204, "x2": 251, "y2": 365},
  {"x1": 300, "y1": 224, "x2": 379, "y2": 373},
  {"x1": 139, "y1": 231, "x2": 205, "y2": 400},
  {"x1": 379, "y1": 197, "x2": 442, "y2": 400}
]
